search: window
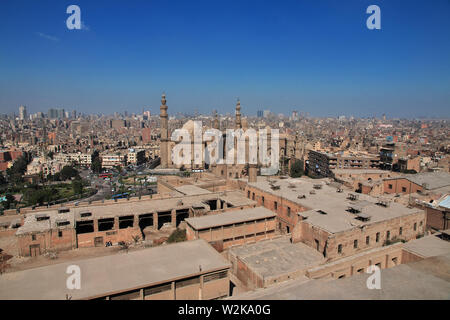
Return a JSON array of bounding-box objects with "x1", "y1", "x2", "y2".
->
[
  {"x1": 31, "y1": 234, "x2": 36, "y2": 241},
  {"x1": 386, "y1": 231, "x2": 390, "y2": 240},
  {"x1": 338, "y1": 244, "x2": 342, "y2": 254},
  {"x1": 354, "y1": 239, "x2": 358, "y2": 249},
  {"x1": 414, "y1": 223, "x2": 417, "y2": 231},
  {"x1": 392, "y1": 257, "x2": 398, "y2": 265},
  {"x1": 176, "y1": 276, "x2": 200, "y2": 288},
  {"x1": 247, "y1": 191, "x2": 250, "y2": 198},
  {"x1": 204, "y1": 270, "x2": 228, "y2": 283},
  {"x1": 366, "y1": 236, "x2": 370, "y2": 245},
  {"x1": 376, "y1": 232, "x2": 380, "y2": 242},
  {"x1": 144, "y1": 283, "x2": 171, "y2": 296},
  {"x1": 262, "y1": 196, "x2": 265, "y2": 205},
  {"x1": 274, "y1": 201, "x2": 278, "y2": 211},
  {"x1": 287, "y1": 207, "x2": 291, "y2": 217},
  {"x1": 420, "y1": 221, "x2": 423, "y2": 226},
  {"x1": 110, "y1": 289, "x2": 140, "y2": 300},
  {"x1": 58, "y1": 230, "x2": 63, "y2": 238},
  {"x1": 402, "y1": 187, "x2": 407, "y2": 192},
  {"x1": 252, "y1": 193, "x2": 255, "y2": 200},
  {"x1": 399, "y1": 227, "x2": 403, "y2": 235},
  {"x1": 388, "y1": 184, "x2": 393, "y2": 189}
]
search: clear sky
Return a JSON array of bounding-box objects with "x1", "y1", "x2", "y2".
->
[{"x1": 0, "y1": 0, "x2": 449, "y2": 118}]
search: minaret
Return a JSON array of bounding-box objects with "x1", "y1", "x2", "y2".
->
[
  {"x1": 235, "y1": 99, "x2": 242, "y2": 129},
  {"x1": 160, "y1": 93, "x2": 169, "y2": 168},
  {"x1": 213, "y1": 110, "x2": 219, "y2": 130}
]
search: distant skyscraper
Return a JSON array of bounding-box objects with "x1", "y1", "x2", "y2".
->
[
  {"x1": 19, "y1": 105, "x2": 27, "y2": 120},
  {"x1": 48, "y1": 108, "x2": 65, "y2": 119},
  {"x1": 257, "y1": 110, "x2": 263, "y2": 118}
]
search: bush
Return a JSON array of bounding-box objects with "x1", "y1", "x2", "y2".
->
[
  {"x1": 167, "y1": 228, "x2": 186, "y2": 243},
  {"x1": 290, "y1": 159, "x2": 304, "y2": 178}
]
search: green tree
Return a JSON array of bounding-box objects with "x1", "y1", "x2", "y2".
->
[
  {"x1": 72, "y1": 179, "x2": 83, "y2": 197},
  {"x1": 290, "y1": 159, "x2": 304, "y2": 178},
  {"x1": 91, "y1": 157, "x2": 102, "y2": 173},
  {"x1": 1, "y1": 194, "x2": 16, "y2": 209},
  {"x1": 59, "y1": 166, "x2": 79, "y2": 181}
]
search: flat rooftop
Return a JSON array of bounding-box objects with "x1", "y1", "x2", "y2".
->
[
  {"x1": 230, "y1": 253, "x2": 450, "y2": 300},
  {"x1": 16, "y1": 191, "x2": 254, "y2": 235},
  {"x1": 403, "y1": 234, "x2": 450, "y2": 258},
  {"x1": 248, "y1": 177, "x2": 423, "y2": 234},
  {"x1": 185, "y1": 207, "x2": 275, "y2": 230},
  {"x1": 332, "y1": 169, "x2": 389, "y2": 175},
  {"x1": 229, "y1": 236, "x2": 324, "y2": 280},
  {"x1": 174, "y1": 185, "x2": 212, "y2": 196},
  {"x1": 0, "y1": 239, "x2": 230, "y2": 300},
  {"x1": 386, "y1": 172, "x2": 450, "y2": 190}
]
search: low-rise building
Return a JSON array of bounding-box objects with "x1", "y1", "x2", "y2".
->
[
  {"x1": 0, "y1": 239, "x2": 231, "y2": 300},
  {"x1": 185, "y1": 207, "x2": 277, "y2": 251}
]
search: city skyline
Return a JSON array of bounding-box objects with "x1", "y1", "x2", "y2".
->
[{"x1": 0, "y1": 1, "x2": 449, "y2": 118}]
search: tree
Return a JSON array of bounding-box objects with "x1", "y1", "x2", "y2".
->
[
  {"x1": 290, "y1": 159, "x2": 304, "y2": 178},
  {"x1": 72, "y1": 179, "x2": 83, "y2": 197},
  {"x1": 1, "y1": 194, "x2": 16, "y2": 209},
  {"x1": 59, "y1": 166, "x2": 79, "y2": 181},
  {"x1": 0, "y1": 174, "x2": 6, "y2": 186},
  {"x1": 91, "y1": 157, "x2": 102, "y2": 173},
  {"x1": 6, "y1": 155, "x2": 28, "y2": 184}
]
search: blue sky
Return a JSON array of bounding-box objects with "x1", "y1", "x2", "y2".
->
[{"x1": 0, "y1": 0, "x2": 449, "y2": 118}]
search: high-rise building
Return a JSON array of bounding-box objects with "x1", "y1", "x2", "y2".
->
[
  {"x1": 257, "y1": 110, "x2": 263, "y2": 118},
  {"x1": 142, "y1": 127, "x2": 152, "y2": 144},
  {"x1": 19, "y1": 105, "x2": 27, "y2": 120}
]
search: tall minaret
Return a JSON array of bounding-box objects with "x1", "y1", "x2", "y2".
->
[
  {"x1": 235, "y1": 99, "x2": 242, "y2": 129},
  {"x1": 213, "y1": 110, "x2": 219, "y2": 130},
  {"x1": 160, "y1": 93, "x2": 169, "y2": 168}
]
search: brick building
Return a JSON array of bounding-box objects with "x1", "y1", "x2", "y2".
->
[
  {"x1": 15, "y1": 191, "x2": 254, "y2": 256},
  {"x1": 185, "y1": 207, "x2": 277, "y2": 251},
  {"x1": 0, "y1": 240, "x2": 231, "y2": 300},
  {"x1": 244, "y1": 177, "x2": 426, "y2": 261}
]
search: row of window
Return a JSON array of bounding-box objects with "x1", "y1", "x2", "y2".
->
[
  {"x1": 222, "y1": 230, "x2": 275, "y2": 243},
  {"x1": 337, "y1": 221, "x2": 423, "y2": 253},
  {"x1": 199, "y1": 217, "x2": 276, "y2": 233},
  {"x1": 109, "y1": 270, "x2": 229, "y2": 300},
  {"x1": 247, "y1": 190, "x2": 296, "y2": 218}
]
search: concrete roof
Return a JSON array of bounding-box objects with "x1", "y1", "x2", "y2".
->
[
  {"x1": 0, "y1": 239, "x2": 230, "y2": 300},
  {"x1": 387, "y1": 172, "x2": 450, "y2": 190},
  {"x1": 220, "y1": 191, "x2": 257, "y2": 207},
  {"x1": 174, "y1": 185, "x2": 212, "y2": 196},
  {"x1": 403, "y1": 234, "x2": 450, "y2": 258},
  {"x1": 229, "y1": 253, "x2": 450, "y2": 300},
  {"x1": 185, "y1": 207, "x2": 275, "y2": 230},
  {"x1": 16, "y1": 191, "x2": 254, "y2": 234},
  {"x1": 228, "y1": 236, "x2": 324, "y2": 279},
  {"x1": 332, "y1": 169, "x2": 390, "y2": 175},
  {"x1": 248, "y1": 177, "x2": 423, "y2": 234}
]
